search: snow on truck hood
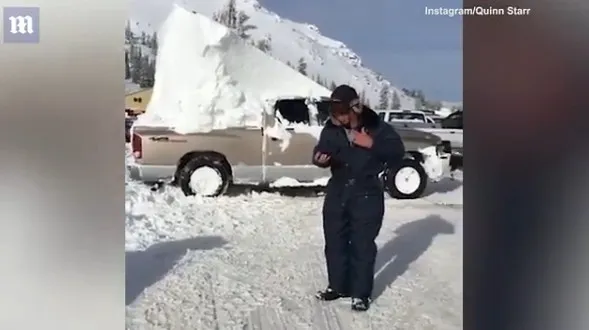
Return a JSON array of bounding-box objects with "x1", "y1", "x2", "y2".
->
[{"x1": 134, "y1": 5, "x2": 331, "y2": 135}]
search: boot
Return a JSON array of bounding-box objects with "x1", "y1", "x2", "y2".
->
[
  {"x1": 351, "y1": 297, "x2": 371, "y2": 311},
  {"x1": 315, "y1": 287, "x2": 350, "y2": 301}
]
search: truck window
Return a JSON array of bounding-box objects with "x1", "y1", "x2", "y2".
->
[
  {"x1": 389, "y1": 113, "x2": 401, "y2": 121},
  {"x1": 274, "y1": 99, "x2": 311, "y2": 124},
  {"x1": 389, "y1": 112, "x2": 419, "y2": 121},
  {"x1": 315, "y1": 100, "x2": 331, "y2": 125},
  {"x1": 442, "y1": 111, "x2": 463, "y2": 129}
]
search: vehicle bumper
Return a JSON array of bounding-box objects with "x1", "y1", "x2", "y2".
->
[
  {"x1": 127, "y1": 163, "x2": 176, "y2": 183},
  {"x1": 449, "y1": 153, "x2": 463, "y2": 171}
]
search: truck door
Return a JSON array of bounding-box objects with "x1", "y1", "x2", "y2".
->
[{"x1": 263, "y1": 99, "x2": 327, "y2": 183}]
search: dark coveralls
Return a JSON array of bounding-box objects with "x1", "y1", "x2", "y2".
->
[{"x1": 312, "y1": 107, "x2": 405, "y2": 298}]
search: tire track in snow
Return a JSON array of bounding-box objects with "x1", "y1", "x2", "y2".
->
[
  {"x1": 204, "y1": 272, "x2": 221, "y2": 330},
  {"x1": 200, "y1": 257, "x2": 310, "y2": 329},
  {"x1": 245, "y1": 306, "x2": 299, "y2": 329},
  {"x1": 306, "y1": 250, "x2": 352, "y2": 330}
]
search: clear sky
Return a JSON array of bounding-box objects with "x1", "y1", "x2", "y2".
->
[{"x1": 260, "y1": 0, "x2": 463, "y2": 102}]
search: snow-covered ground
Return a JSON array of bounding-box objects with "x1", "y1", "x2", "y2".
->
[{"x1": 126, "y1": 148, "x2": 463, "y2": 329}]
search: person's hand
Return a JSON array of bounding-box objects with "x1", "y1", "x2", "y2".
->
[
  {"x1": 352, "y1": 128, "x2": 373, "y2": 148},
  {"x1": 313, "y1": 152, "x2": 331, "y2": 164}
]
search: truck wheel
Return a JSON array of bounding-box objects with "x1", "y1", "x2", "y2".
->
[
  {"x1": 385, "y1": 159, "x2": 428, "y2": 199},
  {"x1": 177, "y1": 156, "x2": 230, "y2": 197}
]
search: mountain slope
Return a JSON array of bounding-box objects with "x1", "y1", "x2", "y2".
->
[{"x1": 129, "y1": 0, "x2": 417, "y2": 109}]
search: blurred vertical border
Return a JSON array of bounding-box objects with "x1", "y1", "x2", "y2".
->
[
  {"x1": 464, "y1": 0, "x2": 589, "y2": 329},
  {"x1": 0, "y1": 0, "x2": 125, "y2": 329}
]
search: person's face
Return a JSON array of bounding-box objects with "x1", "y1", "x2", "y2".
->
[{"x1": 330, "y1": 102, "x2": 353, "y2": 126}]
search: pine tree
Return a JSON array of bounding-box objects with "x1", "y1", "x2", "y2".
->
[
  {"x1": 227, "y1": 0, "x2": 237, "y2": 28},
  {"x1": 414, "y1": 96, "x2": 422, "y2": 110},
  {"x1": 391, "y1": 91, "x2": 401, "y2": 110},
  {"x1": 125, "y1": 21, "x2": 133, "y2": 44},
  {"x1": 138, "y1": 55, "x2": 155, "y2": 88},
  {"x1": 255, "y1": 34, "x2": 271, "y2": 52},
  {"x1": 315, "y1": 74, "x2": 323, "y2": 86},
  {"x1": 404, "y1": 89, "x2": 426, "y2": 110},
  {"x1": 124, "y1": 51, "x2": 131, "y2": 80},
  {"x1": 236, "y1": 11, "x2": 256, "y2": 39},
  {"x1": 128, "y1": 43, "x2": 137, "y2": 58},
  {"x1": 359, "y1": 90, "x2": 367, "y2": 105},
  {"x1": 146, "y1": 59, "x2": 156, "y2": 87},
  {"x1": 330, "y1": 81, "x2": 337, "y2": 91},
  {"x1": 297, "y1": 57, "x2": 307, "y2": 75},
  {"x1": 213, "y1": 0, "x2": 256, "y2": 39},
  {"x1": 378, "y1": 85, "x2": 389, "y2": 109},
  {"x1": 151, "y1": 32, "x2": 158, "y2": 55},
  {"x1": 415, "y1": 90, "x2": 426, "y2": 109},
  {"x1": 213, "y1": 0, "x2": 237, "y2": 28},
  {"x1": 138, "y1": 55, "x2": 147, "y2": 87},
  {"x1": 130, "y1": 46, "x2": 142, "y2": 84},
  {"x1": 140, "y1": 31, "x2": 147, "y2": 45}
]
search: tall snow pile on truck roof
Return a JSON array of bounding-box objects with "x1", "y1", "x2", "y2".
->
[{"x1": 134, "y1": 5, "x2": 331, "y2": 134}]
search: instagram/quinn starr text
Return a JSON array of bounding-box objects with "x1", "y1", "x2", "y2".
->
[{"x1": 425, "y1": 6, "x2": 531, "y2": 17}]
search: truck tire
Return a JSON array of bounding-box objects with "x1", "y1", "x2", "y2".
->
[
  {"x1": 384, "y1": 159, "x2": 428, "y2": 199},
  {"x1": 177, "y1": 156, "x2": 230, "y2": 197}
]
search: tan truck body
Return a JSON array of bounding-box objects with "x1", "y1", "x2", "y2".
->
[{"x1": 127, "y1": 99, "x2": 448, "y2": 186}]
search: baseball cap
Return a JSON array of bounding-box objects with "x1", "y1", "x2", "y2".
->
[
  {"x1": 330, "y1": 84, "x2": 358, "y2": 103},
  {"x1": 329, "y1": 85, "x2": 361, "y2": 114}
]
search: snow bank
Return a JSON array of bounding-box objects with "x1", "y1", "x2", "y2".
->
[
  {"x1": 435, "y1": 107, "x2": 454, "y2": 118},
  {"x1": 135, "y1": 5, "x2": 331, "y2": 134}
]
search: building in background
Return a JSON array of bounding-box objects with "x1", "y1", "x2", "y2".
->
[{"x1": 125, "y1": 88, "x2": 152, "y2": 115}]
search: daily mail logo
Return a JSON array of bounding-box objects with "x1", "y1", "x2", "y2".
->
[{"x1": 2, "y1": 7, "x2": 40, "y2": 43}]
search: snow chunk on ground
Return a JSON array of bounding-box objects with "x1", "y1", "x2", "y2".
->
[
  {"x1": 270, "y1": 176, "x2": 330, "y2": 187},
  {"x1": 135, "y1": 5, "x2": 331, "y2": 135}
]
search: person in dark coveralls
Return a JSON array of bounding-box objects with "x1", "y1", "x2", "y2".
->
[{"x1": 312, "y1": 85, "x2": 405, "y2": 311}]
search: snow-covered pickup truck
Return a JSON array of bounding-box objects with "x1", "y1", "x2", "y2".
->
[{"x1": 127, "y1": 97, "x2": 460, "y2": 199}]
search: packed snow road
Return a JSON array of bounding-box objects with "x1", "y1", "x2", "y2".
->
[{"x1": 125, "y1": 157, "x2": 463, "y2": 329}]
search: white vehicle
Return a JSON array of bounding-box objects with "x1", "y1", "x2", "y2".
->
[
  {"x1": 376, "y1": 109, "x2": 463, "y2": 153},
  {"x1": 376, "y1": 109, "x2": 438, "y2": 128}
]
